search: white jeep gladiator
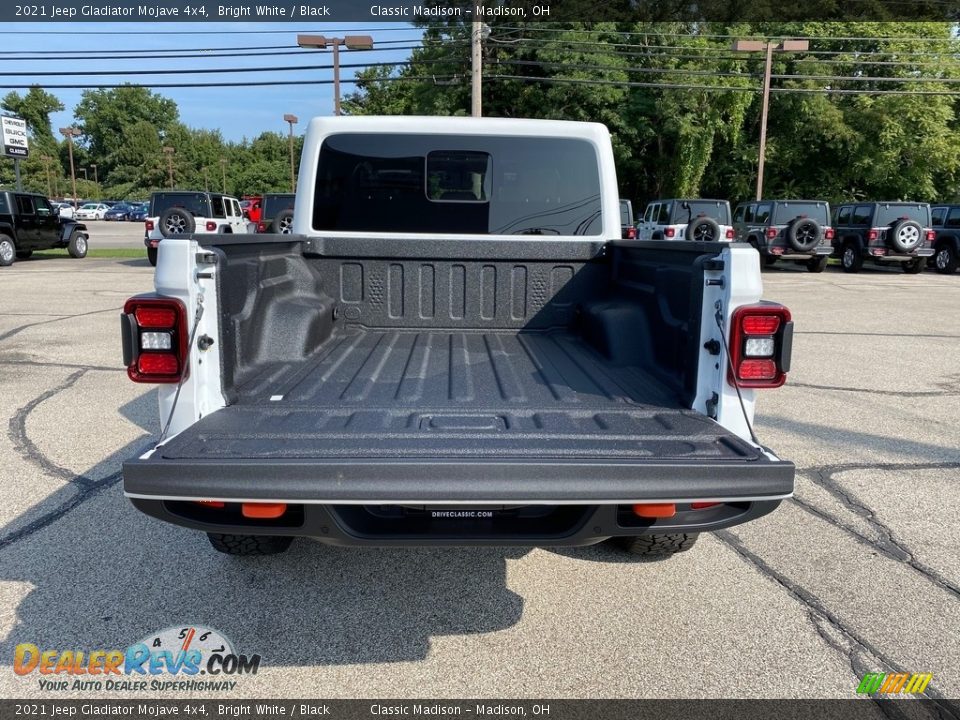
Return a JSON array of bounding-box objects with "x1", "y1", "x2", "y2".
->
[{"x1": 121, "y1": 116, "x2": 795, "y2": 558}]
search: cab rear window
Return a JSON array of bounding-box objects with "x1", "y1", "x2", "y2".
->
[
  {"x1": 875, "y1": 204, "x2": 930, "y2": 226},
  {"x1": 773, "y1": 202, "x2": 830, "y2": 224},
  {"x1": 670, "y1": 201, "x2": 730, "y2": 225},
  {"x1": 0, "y1": 195, "x2": 7, "y2": 214},
  {"x1": 313, "y1": 133, "x2": 602, "y2": 236},
  {"x1": 150, "y1": 193, "x2": 212, "y2": 218}
]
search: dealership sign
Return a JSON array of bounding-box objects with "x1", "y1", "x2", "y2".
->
[{"x1": 1, "y1": 116, "x2": 29, "y2": 158}]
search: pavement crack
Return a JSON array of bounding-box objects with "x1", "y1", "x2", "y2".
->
[
  {"x1": 7, "y1": 369, "x2": 95, "y2": 487},
  {"x1": 0, "y1": 307, "x2": 121, "y2": 344},
  {"x1": 715, "y1": 529, "x2": 958, "y2": 712},
  {"x1": 0, "y1": 359, "x2": 120, "y2": 372},
  {"x1": 786, "y1": 381, "x2": 959, "y2": 398}
]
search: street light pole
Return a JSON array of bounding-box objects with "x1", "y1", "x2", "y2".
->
[
  {"x1": 297, "y1": 34, "x2": 374, "y2": 116},
  {"x1": 162, "y1": 146, "x2": 174, "y2": 189},
  {"x1": 91, "y1": 163, "x2": 98, "y2": 199},
  {"x1": 733, "y1": 39, "x2": 810, "y2": 200},
  {"x1": 220, "y1": 158, "x2": 227, "y2": 194},
  {"x1": 283, "y1": 113, "x2": 298, "y2": 192},
  {"x1": 59, "y1": 126, "x2": 80, "y2": 208},
  {"x1": 203, "y1": 166, "x2": 209, "y2": 192}
]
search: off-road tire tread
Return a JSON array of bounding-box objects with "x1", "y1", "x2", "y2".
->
[
  {"x1": 615, "y1": 533, "x2": 699, "y2": 557},
  {"x1": 206, "y1": 533, "x2": 293, "y2": 556}
]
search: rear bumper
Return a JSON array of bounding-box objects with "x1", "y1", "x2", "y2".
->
[
  {"x1": 123, "y1": 455, "x2": 795, "y2": 506},
  {"x1": 128, "y1": 497, "x2": 785, "y2": 546}
]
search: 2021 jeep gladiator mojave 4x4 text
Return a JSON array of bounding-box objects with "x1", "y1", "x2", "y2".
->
[
  {"x1": 0, "y1": 191, "x2": 88, "y2": 267},
  {"x1": 145, "y1": 191, "x2": 249, "y2": 266},
  {"x1": 832, "y1": 202, "x2": 935, "y2": 273},
  {"x1": 732, "y1": 200, "x2": 834, "y2": 272},
  {"x1": 636, "y1": 198, "x2": 735, "y2": 243},
  {"x1": 120, "y1": 117, "x2": 795, "y2": 558}
]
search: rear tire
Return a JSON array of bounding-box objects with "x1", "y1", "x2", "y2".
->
[
  {"x1": 613, "y1": 533, "x2": 699, "y2": 558},
  {"x1": 806, "y1": 256, "x2": 828, "y2": 273},
  {"x1": 207, "y1": 533, "x2": 293, "y2": 556},
  {"x1": 147, "y1": 247, "x2": 158, "y2": 266},
  {"x1": 67, "y1": 231, "x2": 87, "y2": 259},
  {"x1": 841, "y1": 243, "x2": 863, "y2": 273},
  {"x1": 763, "y1": 255, "x2": 778, "y2": 267},
  {"x1": 0, "y1": 235, "x2": 16, "y2": 266},
  {"x1": 903, "y1": 257, "x2": 924, "y2": 274},
  {"x1": 934, "y1": 243, "x2": 958, "y2": 274}
]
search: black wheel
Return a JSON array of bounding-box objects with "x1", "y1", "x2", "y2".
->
[
  {"x1": 16, "y1": 250, "x2": 32, "y2": 259},
  {"x1": 903, "y1": 257, "x2": 924, "y2": 274},
  {"x1": 0, "y1": 235, "x2": 14, "y2": 267},
  {"x1": 147, "y1": 247, "x2": 158, "y2": 266},
  {"x1": 934, "y1": 243, "x2": 958, "y2": 274},
  {"x1": 270, "y1": 209, "x2": 295, "y2": 234},
  {"x1": 68, "y1": 231, "x2": 87, "y2": 259},
  {"x1": 613, "y1": 533, "x2": 699, "y2": 558},
  {"x1": 763, "y1": 254, "x2": 778, "y2": 267},
  {"x1": 686, "y1": 216, "x2": 721, "y2": 242},
  {"x1": 787, "y1": 218, "x2": 822, "y2": 252},
  {"x1": 158, "y1": 207, "x2": 196, "y2": 237},
  {"x1": 806, "y1": 256, "x2": 828, "y2": 273},
  {"x1": 841, "y1": 242, "x2": 863, "y2": 273},
  {"x1": 888, "y1": 220, "x2": 923, "y2": 253},
  {"x1": 207, "y1": 533, "x2": 294, "y2": 556}
]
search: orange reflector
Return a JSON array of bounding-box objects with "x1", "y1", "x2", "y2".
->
[
  {"x1": 195, "y1": 500, "x2": 225, "y2": 508},
  {"x1": 241, "y1": 502, "x2": 287, "y2": 519},
  {"x1": 632, "y1": 503, "x2": 676, "y2": 518},
  {"x1": 691, "y1": 502, "x2": 720, "y2": 510}
]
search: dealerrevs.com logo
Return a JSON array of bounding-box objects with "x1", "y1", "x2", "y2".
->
[{"x1": 13, "y1": 625, "x2": 261, "y2": 692}]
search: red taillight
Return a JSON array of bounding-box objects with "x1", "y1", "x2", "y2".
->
[
  {"x1": 626, "y1": 227, "x2": 637, "y2": 239},
  {"x1": 134, "y1": 307, "x2": 176, "y2": 328},
  {"x1": 195, "y1": 501, "x2": 225, "y2": 508},
  {"x1": 257, "y1": 221, "x2": 268, "y2": 233},
  {"x1": 123, "y1": 296, "x2": 189, "y2": 384},
  {"x1": 868, "y1": 229, "x2": 879, "y2": 241},
  {"x1": 664, "y1": 227, "x2": 676, "y2": 238},
  {"x1": 926, "y1": 230, "x2": 936, "y2": 243},
  {"x1": 824, "y1": 228, "x2": 834, "y2": 240},
  {"x1": 766, "y1": 228, "x2": 778, "y2": 239},
  {"x1": 691, "y1": 502, "x2": 720, "y2": 510},
  {"x1": 742, "y1": 315, "x2": 781, "y2": 335},
  {"x1": 725, "y1": 228, "x2": 735, "y2": 239},
  {"x1": 727, "y1": 304, "x2": 792, "y2": 389},
  {"x1": 205, "y1": 221, "x2": 217, "y2": 231},
  {"x1": 145, "y1": 220, "x2": 155, "y2": 231}
]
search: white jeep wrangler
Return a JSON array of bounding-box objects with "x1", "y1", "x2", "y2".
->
[{"x1": 145, "y1": 191, "x2": 250, "y2": 266}]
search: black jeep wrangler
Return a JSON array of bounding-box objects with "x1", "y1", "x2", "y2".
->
[
  {"x1": 255, "y1": 193, "x2": 296, "y2": 234},
  {"x1": 930, "y1": 204, "x2": 960, "y2": 274},
  {"x1": 732, "y1": 200, "x2": 834, "y2": 272},
  {"x1": 832, "y1": 202, "x2": 934, "y2": 274},
  {"x1": 0, "y1": 191, "x2": 88, "y2": 267}
]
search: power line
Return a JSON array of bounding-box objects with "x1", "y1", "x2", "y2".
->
[
  {"x1": 0, "y1": 75, "x2": 460, "y2": 90},
  {"x1": 0, "y1": 26, "x2": 421, "y2": 35}
]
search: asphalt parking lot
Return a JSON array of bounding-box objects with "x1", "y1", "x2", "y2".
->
[
  {"x1": 0, "y1": 255, "x2": 957, "y2": 700},
  {"x1": 79, "y1": 219, "x2": 146, "y2": 249}
]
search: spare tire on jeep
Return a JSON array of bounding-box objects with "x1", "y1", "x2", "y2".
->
[
  {"x1": 687, "y1": 215, "x2": 720, "y2": 242},
  {"x1": 271, "y1": 209, "x2": 294, "y2": 234},
  {"x1": 158, "y1": 207, "x2": 196, "y2": 237},
  {"x1": 787, "y1": 217, "x2": 821, "y2": 252},
  {"x1": 888, "y1": 219, "x2": 922, "y2": 253}
]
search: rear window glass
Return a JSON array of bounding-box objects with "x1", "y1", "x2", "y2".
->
[
  {"x1": 619, "y1": 201, "x2": 632, "y2": 225},
  {"x1": 263, "y1": 194, "x2": 295, "y2": 219},
  {"x1": 150, "y1": 193, "x2": 211, "y2": 218},
  {"x1": 875, "y1": 204, "x2": 931, "y2": 226},
  {"x1": 313, "y1": 133, "x2": 602, "y2": 235},
  {"x1": 0, "y1": 195, "x2": 8, "y2": 213},
  {"x1": 852, "y1": 206, "x2": 872, "y2": 225},
  {"x1": 773, "y1": 202, "x2": 830, "y2": 224},
  {"x1": 670, "y1": 201, "x2": 730, "y2": 225}
]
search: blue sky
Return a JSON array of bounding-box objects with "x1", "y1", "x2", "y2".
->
[{"x1": 0, "y1": 22, "x2": 420, "y2": 142}]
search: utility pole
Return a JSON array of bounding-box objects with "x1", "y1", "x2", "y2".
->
[
  {"x1": 40, "y1": 155, "x2": 52, "y2": 197},
  {"x1": 220, "y1": 158, "x2": 227, "y2": 194},
  {"x1": 283, "y1": 113, "x2": 298, "y2": 192},
  {"x1": 90, "y1": 163, "x2": 98, "y2": 198},
  {"x1": 471, "y1": 17, "x2": 482, "y2": 117},
  {"x1": 202, "y1": 166, "x2": 209, "y2": 192},
  {"x1": 59, "y1": 126, "x2": 80, "y2": 207},
  {"x1": 162, "y1": 146, "x2": 174, "y2": 189},
  {"x1": 297, "y1": 34, "x2": 373, "y2": 116},
  {"x1": 733, "y1": 39, "x2": 809, "y2": 200}
]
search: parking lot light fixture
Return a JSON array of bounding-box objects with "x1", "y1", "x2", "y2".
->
[
  {"x1": 219, "y1": 158, "x2": 228, "y2": 194},
  {"x1": 59, "y1": 126, "x2": 80, "y2": 208},
  {"x1": 297, "y1": 34, "x2": 374, "y2": 116},
  {"x1": 732, "y1": 39, "x2": 810, "y2": 200},
  {"x1": 283, "y1": 113, "x2": 298, "y2": 192},
  {"x1": 91, "y1": 163, "x2": 99, "y2": 199}
]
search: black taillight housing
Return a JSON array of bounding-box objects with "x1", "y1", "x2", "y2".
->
[
  {"x1": 122, "y1": 296, "x2": 189, "y2": 384},
  {"x1": 727, "y1": 303, "x2": 793, "y2": 389}
]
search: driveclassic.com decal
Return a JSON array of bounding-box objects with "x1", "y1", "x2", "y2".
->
[{"x1": 13, "y1": 625, "x2": 261, "y2": 692}]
